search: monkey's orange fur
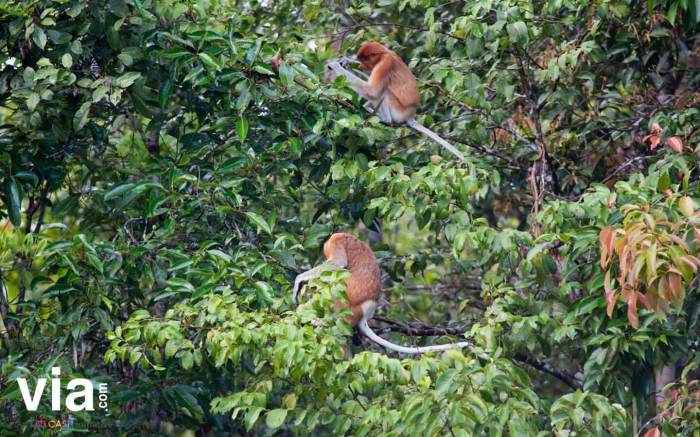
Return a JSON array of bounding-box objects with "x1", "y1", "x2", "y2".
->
[
  {"x1": 323, "y1": 233, "x2": 381, "y2": 326},
  {"x1": 294, "y1": 233, "x2": 471, "y2": 353},
  {"x1": 356, "y1": 42, "x2": 420, "y2": 124}
]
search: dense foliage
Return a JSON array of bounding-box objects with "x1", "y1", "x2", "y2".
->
[{"x1": 0, "y1": 0, "x2": 699, "y2": 435}]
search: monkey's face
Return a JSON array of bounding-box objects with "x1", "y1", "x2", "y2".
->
[
  {"x1": 358, "y1": 53, "x2": 381, "y2": 71},
  {"x1": 357, "y1": 42, "x2": 388, "y2": 71}
]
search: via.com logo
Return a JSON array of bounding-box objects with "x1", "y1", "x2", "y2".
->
[{"x1": 17, "y1": 367, "x2": 109, "y2": 413}]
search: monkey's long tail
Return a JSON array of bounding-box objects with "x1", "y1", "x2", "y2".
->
[
  {"x1": 406, "y1": 118, "x2": 465, "y2": 162},
  {"x1": 357, "y1": 317, "x2": 471, "y2": 354}
]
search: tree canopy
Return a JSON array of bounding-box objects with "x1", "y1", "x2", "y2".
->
[{"x1": 0, "y1": 0, "x2": 699, "y2": 435}]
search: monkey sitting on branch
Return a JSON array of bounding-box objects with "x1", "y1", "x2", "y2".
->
[
  {"x1": 324, "y1": 41, "x2": 465, "y2": 161},
  {"x1": 292, "y1": 232, "x2": 471, "y2": 354}
]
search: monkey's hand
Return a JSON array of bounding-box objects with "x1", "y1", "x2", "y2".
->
[
  {"x1": 336, "y1": 56, "x2": 358, "y2": 68},
  {"x1": 323, "y1": 60, "x2": 346, "y2": 83},
  {"x1": 292, "y1": 278, "x2": 304, "y2": 305}
]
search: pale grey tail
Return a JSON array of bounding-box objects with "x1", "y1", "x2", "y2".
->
[
  {"x1": 357, "y1": 317, "x2": 471, "y2": 354},
  {"x1": 406, "y1": 118, "x2": 465, "y2": 161}
]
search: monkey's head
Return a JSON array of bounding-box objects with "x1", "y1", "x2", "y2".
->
[{"x1": 357, "y1": 42, "x2": 389, "y2": 71}]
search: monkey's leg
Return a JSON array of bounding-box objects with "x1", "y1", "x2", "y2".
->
[{"x1": 334, "y1": 301, "x2": 368, "y2": 326}]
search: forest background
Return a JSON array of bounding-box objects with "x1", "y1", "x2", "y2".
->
[{"x1": 1, "y1": 0, "x2": 700, "y2": 435}]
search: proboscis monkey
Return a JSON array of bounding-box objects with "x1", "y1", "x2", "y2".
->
[
  {"x1": 292, "y1": 232, "x2": 471, "y2": 354},
  {"x1": 324, "y1": 42, "x2": 465, "y2": 161}
]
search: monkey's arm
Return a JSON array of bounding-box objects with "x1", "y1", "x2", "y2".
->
[
  {"x1": 324, "y1": 61, "x2": 365, "y2": 84},
  {"x1": 292, "y1": 259, "x2": 347, "y2": 304},
  {"x1": 325, "y1": 61, "x2": 384, "y2": 101}
]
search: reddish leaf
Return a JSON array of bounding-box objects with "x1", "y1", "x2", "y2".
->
[
  {"x1": 643, "y1": 134, "x2": 661, "y2": 150},
  {"x1": 681, "y1": 256, "x2": 699, "y2": 273},
  {"x1": 666, "y1": 136, "x2": 683, "y2": 154},
  {"x1": 645, "y1": 289, "x2": 658, "y2": 311},
  {"x1": 621, "y1": 288, "x2": 639, "y2": 328},
  {"x1": 604, "y1": 270, "x2": 616, "y2": 317},
  {"x1": 642, "y1": 427, "x2": 660, "y2": 437},
  {"x1": 599, "y1": 227, "x2": 614, "y2": 268},
  {"x1": 271, "y1": 53, "x2": 281, "y2": 73}
]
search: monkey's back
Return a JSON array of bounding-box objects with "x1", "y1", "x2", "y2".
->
[
  {"x1": 325, "y1": 233, "x2": 381, "y2": 306},
  {"x1": 386, "y1": 52, "x2": 419, "y2": 113}
]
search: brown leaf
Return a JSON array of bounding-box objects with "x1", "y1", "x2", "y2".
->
[
  {"x1": 271, "y1": 53, "x2": 281, "y2": 73},
  {"x1": 492, "y1": 127, "x2": 512, "y2": 145},
  {"x1": 524, "y1": 117, "x2": 536, "y2": 133},
  {"x1": 666, "y1": 136, "x2": 683, "y2": 154},
  {"x1": 645, "y1": 289, "x2": 658, "y2": 310},
  {"x1": 668, "y1": 272, "x2": 682, "y2": 300},
  {"x1": 599, "y1": 227, "x2": 614, "y2": 268}
]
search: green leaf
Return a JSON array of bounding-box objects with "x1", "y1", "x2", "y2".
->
[
  {"x1": 245, "y1": 212, "x2": 272, "y2": 235},
  {"x1": 15, "y1": 171, "x2": 39, "y2": 186},
  {"x1": 115, "y1": 72, "x2": 141, "y2": 88},
  {"x1": 27, "y1": 93, "x2": 40, "y2": 111},
  {"x1": 86, "y1": 252, "x2": 104, "y2": 274},
  {"x1": 237, "y1": 117, "x2": 249, "y2": 143},
  {"x1": 4, "y1": 179, "x2": 22, "y2": 226},
  {"x1": 507, "y1": 21, "x2": 529, "y2": 47},
  {"x1": 207, "y1": 249, "x2": 232, "y2": 262},
  {"x1": 32, "y1": 28, "x2": 47, "y2": 50},
  {"x1": 278, "y1": 61, "x2": 294, "y2": 86},
  {"x1": 61, "y1": 53, "x2": 73, "y2": 69},
  {"x1": 667, "y1": 1, "x2": 678, "y2": 24},
  {"x1": 159, "y1": 79, "x2": 173, "y2": 110},
  {"x1": 288, "y1": 137, "x2": 302, "y2": 157},
  {"x1": 70, "y1": 40, "x2": 82, "y2": 54},
  {"x1": 172, "y1": 385, "x2": 205, "y2": 421},
  {"x1": 245, "y1": 407, "x2": 264, "y2": 431},
  {"x1": 199, "y1": 52, "x2": 221, "y2": 71},
  {"x1": 236, "y1": 81, "x2": 251, "y2": 111},
  {"x1": 104, "y1": 183, "x2": 134, "y2": 201},
  {"x1": 73, "y1": 101, "x2": 91, "y2": 130},
  {"x1": 265, "y1": 409, "x2": 288, "y2": 429}
]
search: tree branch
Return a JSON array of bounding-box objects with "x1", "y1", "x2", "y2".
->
[
  {"x1": 513, "y1": 353, "x2": 582, "y2": 390},
  {"x1": 372, "y1": 316, "x2": 468, "y2": 336},
  {"x1": 32, "y1": 183, "x2": 49, "y2": 233}
]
